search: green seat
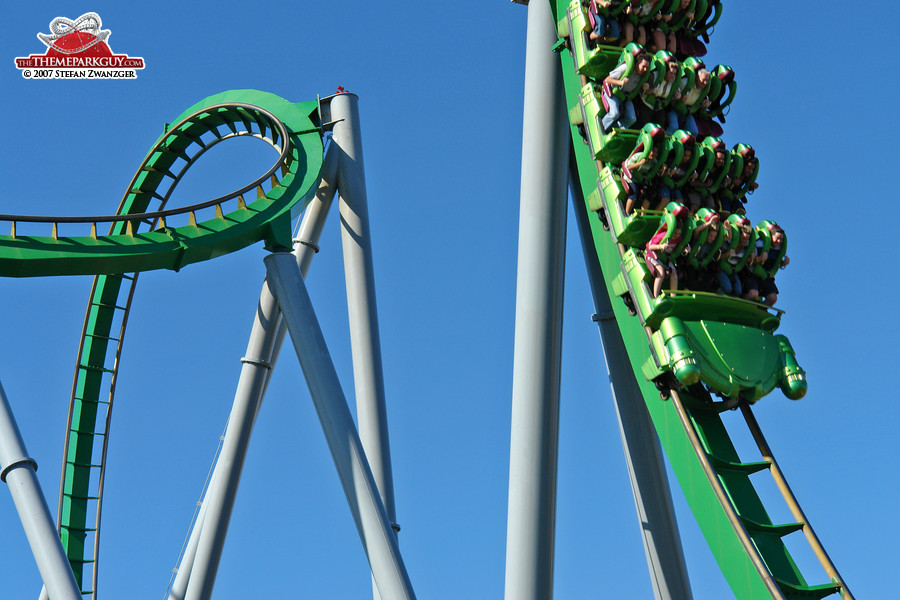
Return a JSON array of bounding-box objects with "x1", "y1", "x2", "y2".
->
[
  {"x1": 660, "y1": 129, "x2": 699, "y2": 190},
  {"x1": 686, "y1": 208, "x2": 726, "y2": 270},
  {"x1": 750, "y1": 220, "x2": 788, "y2": 280},
  {"x1": 562, "y1": 1, "x2": 627, "y2": 79},
  {"x1": 719, "y1": 214, "x2": 756, "y2": 277},
  {"x1": 576, "y1": 82, "x2": 644, "y2": 162},
  {"x1": 645, "y1": 50, "x2": 679, "y2": 111},
  {"x1": 707, "y1": 64, "x2": 737, "y2": 123},
  {"x1": 674, "y1": 57, "x2": 710, "y2": 117},
  {"x1": 726, "y1": 143, "x2": 759, "y2": 204},
  {"x1": 696, "y1": 136, "x2": 730, "y2": 197}
]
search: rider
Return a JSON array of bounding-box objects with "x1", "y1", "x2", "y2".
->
[
  {"x1": 743, "y1": 224, "x2": 788, "y2": 305},
  {"x1": 601, "y1": 50, "x2": 652, "y2": 133},
  {"x1": 588, "y1": 0, "x2": 623, "y2": 45},
  {"x1": 645, "y1": 203, "x2": 689, "y2": 297}
]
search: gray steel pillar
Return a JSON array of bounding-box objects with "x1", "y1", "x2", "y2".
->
[
  {"x1": 264, "y1": 252, "x2": 415, "y2": 600},
  {"x1": 294, "y1": 142, "x2": 340, "y2": 278},
  {"x1": 183, "y1": 273, "x2": 282, "y2": 600},
  {"x1": 264, "y1": 141, "x2": 341, "y2": 399},
  {"x1": 167, "y1": 471, "x2": 210, "y2": 600},
  {"x1": 169, "y1": 144, "x2": 340, "y2": 600},
  {"x1": 569, "y1": 160, "x2": 693, "y2": 600},
  {"x1": 331, "y1": 92, "x2": 397, "y2": 532},
  {"x1": 0, "y1": 380, "x2": 82, "y2": 600},
  {"x1": 604, "y1": 341, "x2": 694, "y2": 600},
  {"x1": 504, "y1": 0, "x2": 570, "y2": 598}
]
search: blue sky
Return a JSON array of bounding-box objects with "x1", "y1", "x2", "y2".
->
[{"x1": 0, "y1": 2, "x2": 895, "y2": 598}]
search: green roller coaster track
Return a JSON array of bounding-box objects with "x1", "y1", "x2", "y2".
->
[
  {"x1": 0, "y1": 89, "x2": 324, "y2": 596},
  {"x1": 551, "y1": 0, "x2": 851, "y2": 598}
]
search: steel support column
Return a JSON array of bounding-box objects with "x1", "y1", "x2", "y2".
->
[
  {"x1": 569, "y1": 151, "x2": 693, "y2": 599},
  {"x1": 264, "y1": 252, "x2": 415, "y2": 600},
  {"x1": 331, "y1": 92, "x2": 398, "y2": 532},
  {"x1": 0, "y1": 380, "x2": 81, "y2": 600},
  {"x1": 170, "y1": 147, "x2": 340, "y2": 600},
  {"x1": 504, "y1": 0, "x2": 570, "y2": 598},
  {"x1": 183, "y1": 274, "x2": 282, "y2": 600},
  {"x1": 569, "y1": 146, "x2": 693, "y2": 600}
]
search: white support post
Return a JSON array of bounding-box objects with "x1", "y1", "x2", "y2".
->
[
  {"x1": 183, "y1": 275, "x2": 281, "y2": 600},
  {"x1": 172, "y1": 148, "x2": 340, "y2": 600},
  {"x1": 569, "y1": 153, "x2": 693, "y2": 599},
  {"x1": 0, "y1": 380, "x2": 82, "y2": 600},
  {"x1": 504, "y1": 0, "x2": 570, "y2": 598},
  {"x1": 332, "y1": 93, "x2": 398, "y2": 532},
  {"x1": 264, "y1": 252, "x2": 415, "y2": 600}
]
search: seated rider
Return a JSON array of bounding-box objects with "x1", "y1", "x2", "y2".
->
[
  {"x1": 624, "y1": 0, "x2": 663, "y2": 48},
  {"x1": 742, "y1": 224, "x2": 788, "y2": 306},
  {"x1": 675, "y1": 0, "x2": 713, "y2": 56},
  {"x1": 684, "y1": 210, "x2": 721, "y2": 291},
  {"x1": 725, "y1": 147, "x2": 759, "y2": 214},
  {"x1": 601, "y1": 51, "x2": 652, "y2": 133},
  {"x1": 696, "y1": 65, "x2": 736, "y2": 136},
  {"x1": 658, "y1": 0, "x2": 695, "y2": 53},
  {"x1": 645, "y1": 204, "x2": 689, "y2": 297},
  {"x1": 621, "y1": 124, "x2": 666, "y2": 214},
  {"x1": 639, "y1": 51, "x2": 680, "y2": 133},
  {"x1": 588, "y1": 0, "x2": 623, "y2": 44},
  {"x1": 622, "y1": 142, "x2": 661, "y2": 214},
  {"x1": 673, "y1": 66, "x2": 711, "y2": 135},
  {"x1": 715, "y1": 219, "x2": 752, "y2": 296},
  {"x1": 657, "y1": 131, "x2": 697, "y2": 211},
  {"x1": 693, "y1": 139, "x2": 728, "y2": 211}
]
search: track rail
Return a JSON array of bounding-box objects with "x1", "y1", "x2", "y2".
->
[
  {"x1": 0, "y1": 91, "x2": 323, "y2": 277},
  {"x1": 552, "y1": 1, "x2": 852, "y2": 598},
  {"x1": 0, "y1": 89, "x2": 326, "y2": 597}
]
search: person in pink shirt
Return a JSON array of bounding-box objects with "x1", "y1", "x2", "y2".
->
[{"x1": 645, "y1": 204, "x2": 689, "y2": 297}]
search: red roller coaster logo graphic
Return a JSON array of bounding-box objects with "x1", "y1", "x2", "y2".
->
[{"x1": 14, "y1": 12, "x2": 145, "y2": 80}]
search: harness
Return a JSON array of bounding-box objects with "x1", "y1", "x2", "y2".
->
[
  {"x1": 719, "y1": 215, "x2": 756, "y2": 275},
  {"x1": 696, "y1": 137, "x2": 731, "y2": 196},
  {"x1": 750, "y1": 221, "x2": 787, "y2": 279},
  {"x1": 695, "y1": 0, "x2": 723, "y2": 42},
  {"x1": 707, "y1": 64, "x2": 737, "y2": 122},
  {"x1": 724, "y1": 143, "x2": 758, "y2": 201},
  {"x1": 644, "y1": 50, "x2": 679, "y2": 111},
  {"x1": 687, "y1": 208, "x2": 727, "y2": 269},
  {"x1": 602, "y1": 43, "x2": 653, "y2": 102},
  {"x1": 621, "y1": 124, "x2": 667, "y2": 196},
  {"x1": 674, "y1": 57, "x2": 710, "y2": 116},
  {"x1": 661, "y1": 130, "x2": 699, "y2": 189}
]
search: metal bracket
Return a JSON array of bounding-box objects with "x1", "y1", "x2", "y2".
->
[
  {"x1": 1, "y1": 457, "x2": 38, "y2": 482},
  {"x1": 293, "y1": 238, "x2": 320, "y2": 253},
  {"x1": 240, "y1": 356, "x2": 272, "y2": 370}
]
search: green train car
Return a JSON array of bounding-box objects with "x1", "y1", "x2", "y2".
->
[
  {"x1": 559, "y1": 0, "x2": 804, "y2": 403},
  {"x1": 550, "y1": 4, "x2": 854, "y2": 599}
]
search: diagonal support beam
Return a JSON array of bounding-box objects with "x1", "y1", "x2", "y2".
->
[
  {"x1": 172, "y1": 95, "x2": 405, "y2": 600},
  {"x1": 182, "y1": 267, "x2": 281, "y2": 600},
  {"x1": 170, "y1": 147, "x2": 339, "y2": 600},
  {"x1": 0, "y1": 380, "x2": 82, "y2": 600},
  {"x1": 570, "y1": 160, "x2": 694, "y2": 600},
  {"x1": 264, "y1": 252, "x2": 415, "y2": 600}
]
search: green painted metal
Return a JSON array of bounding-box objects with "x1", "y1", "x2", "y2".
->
[
  {"x1": 0, "y1": 90, "x2": 324, "y2": 277},
  {"x1": 0, "y1": 89, "x2": 325, "y2": 596},
  {"x1": 554, "y1": 1, "x2": 850, "y2": 598}
]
